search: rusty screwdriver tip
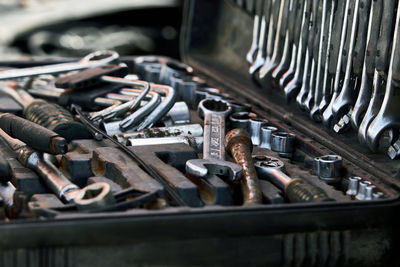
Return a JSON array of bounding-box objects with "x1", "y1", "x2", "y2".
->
[
  {"x1": 50, "y1": 136, "x2": 68, "y2": 154},
  {"x1": 225, "y1": 128, "x2": 262, "y2": 205}
]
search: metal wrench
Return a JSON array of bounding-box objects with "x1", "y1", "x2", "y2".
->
[
  {"x1": 366, "y1": 1, "x2": 400, "y2": 152},
  {"x1": 296, "y1": 0, "x2": 321, "y2": 110},
  {"x1": 351, "y1": 0, "x2": 382, "y2": 129},
  {"x1": 283, "y1": 0, "x2": 312, "y2": 102},
  {"x1": 246, "y1": 0, "x2": 264, "y2": 64},
  {"x1": 278, "y1": 0, "x2": 305, "y2": 89},
  {"x1": 185, "y1": 98, "x2": 242, "y2": 205},
  {"x1": 331, "y1": 0, "x2": 363, "y2": 133},
  {"x1": 322, "y1": 0, "x2": 351, "y2": 128},
  {"x1": 310, "y1": 0, "x2": 334, "y2": 121},
  {"x1": 358, "y1": 0, "x2": 396, "y2": 146},
  {"x1": 259, "y1": 0, "x2": 288, "y2": 88},
  {"x1": 272, "y1": 0, "x2": 299, "y2": 81},
  {"x1": 0, "y1": 50, "x2": 119, "y2": 80},
  {"x1": 249, "y1": 0, "x2": 269, "y2": 75},
  {"x1": 186, "y1": 98, "x2": 242, "y2": 179}
]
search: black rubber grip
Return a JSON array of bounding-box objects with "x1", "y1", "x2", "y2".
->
[
  {"x1": 284, "y1": 178, "x2": 334, "y2": 203},
  {"x1": 0, "y1": 113, "x2": 60, "y2": 154},
  {"x1": 23, "y1": 99, "x2": 91, "y2": 142}
]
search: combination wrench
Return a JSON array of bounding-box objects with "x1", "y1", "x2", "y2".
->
[
  {"x1": 351, "y1": 0, "x2": 382, "y2": 129},
  {"x1": 296, "y1": 0, "x2": 321, "y2": 110},
  {"x1": 310, "y1": 0, "x2": 335, "y2": 121},
  {"x1": 331, "y1": 0, "x2": 369, "y2": 133},
  {"x1": 259, "y1": 0, "x2": 288, "y2": 88},
  {"x1": 322, "y1": 0, "x2": 351, "y2": 128},
  {"x1": 358, "y1": 0, "x2": 396, "y2": 146},
  {"x1": 278, "y1": 0, "x2": 305, "y2": 89},
  {"x1": 283, "y1": 0, "x2": 312, "y2": 101},
  {"x1": 366, "y1": 1, "x2": 400, "y2": 152},
  {"x1": 186, "y1": 98, "x2": 242, "y2": 205},
  {"x1": 246, "y1": 0, "x2": 264, "y2": 64},
  {"x1": 0, "y1": 50, "x2": 119, "y2": 80}
]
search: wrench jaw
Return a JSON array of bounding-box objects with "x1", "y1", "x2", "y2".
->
[
  {"x1": 185, "y1": 159, "x2": 243, "y2": 182},
  {"x1": 351, "y1": 73, "x2": 373, "y2": 130},
  {"x1": 366, "y1": 83, "x2": 400, "y2": 152},
  {"x1": 357, "y1": 72, "x2": 387, "y2": 146}
]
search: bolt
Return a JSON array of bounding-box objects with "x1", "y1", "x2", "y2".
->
[{"x1": 225, "y1": 128, "x2": 262, "y2": 205}]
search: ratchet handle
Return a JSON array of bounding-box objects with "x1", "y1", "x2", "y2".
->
[
  {"x1": 23, "y1": 99, "x2": 91, "y2": 142},
  {"x1": 285, "y1": 178, "x2": 334, "y2": 203}
]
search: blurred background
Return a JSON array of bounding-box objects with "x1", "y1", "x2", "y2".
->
[{"x1": 0, "y1": 0, "x2": 183, "y2": 60}]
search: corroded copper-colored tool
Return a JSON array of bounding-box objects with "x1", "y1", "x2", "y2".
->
[{"x1": 225, "y1": 128, "x2": 262, "y2": 205}]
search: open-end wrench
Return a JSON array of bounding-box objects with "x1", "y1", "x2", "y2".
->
[
  {"x1": 246, "y1": 0, "x2": 264, "y2": 64},
  {"x1": 283, "y1": 0, "x2": 312, "y2": 101},
  {"x1": 351, "y1": 0, "x2": 382, "y2": 129},
  {"x1": 0, "y1": 50, "x2": 119, "y2": 80},
  {"x1": 310, "y1": 0, "x2": 335, "y2": 121},
  {"x1": 258, "y1": 0, "x2": 289, "y2": 89},
  {"x1": 322, "y1": 0, "x2": 351, "y2": 128},
  {"x1": 331, "y1": 0, "x2": 366, "y2": 133},
  {"x1": 358, "y1": 0, "x2": 396, "y2": 146},
  {"x1": 0, "y1": 129, "x2": 115, "y2": 210},
  {"x1": 186, "y1": 99, "x2": 242, "y2": 205},
  {"x1": 303, "y1": 0, "x2": 324, "y2": 113},
  {"x1": 366, "y1": 2, "x2": 400, "y2": 152},
  {"x1": 278, "y1": 0, "x2": 305, "y2": 89},
  {"x1": 272, "y1": 0, "x2": 299, "y2": 81},
  {"x1": 249, "y1": 0, "x2": 269, "y2": 76},
  {"x1": 296, "y1": 0, "x2": 321, "y2": 110}
]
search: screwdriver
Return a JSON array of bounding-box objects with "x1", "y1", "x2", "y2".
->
[{"x1": 0, "y1": 82, "x2": 90, "y2": 142}]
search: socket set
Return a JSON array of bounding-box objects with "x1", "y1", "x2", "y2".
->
[
  {"x1": 0, "y1": 51, "x2": 392, "y2": 221},
  {"x1": 0, "y1": 1, "x2": 397, "y2": 266}
]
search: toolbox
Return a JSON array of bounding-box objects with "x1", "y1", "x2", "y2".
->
[{"x1": 0, "y1": 0, "x2": 398, "y2": 266}]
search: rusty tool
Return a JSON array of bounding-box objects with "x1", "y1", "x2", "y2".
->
[
  {"x1": 252, "y1": 155, "x2": 333, "y2": 203},
  {"x1": 225, "y1": 128, "x2": 262, "y2": 205}
]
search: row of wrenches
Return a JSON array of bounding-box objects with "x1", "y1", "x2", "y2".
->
[{"x1": 245, "y1": 0, "x2": 400, "y2": 159}]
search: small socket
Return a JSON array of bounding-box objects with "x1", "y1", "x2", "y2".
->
[
  {"x1": 260, "y1": 126, "x2": 278, "y2": 150},
  {"x1": 365, "y1": 184, "x2": 376, "y2": 200},
  {"x1": 355, "y1": 181, "x2": 371, "y2": 200},
  {"x1": 249, "y1": 118, "x2": 269, "y2": 146},
  {"x1": 346, "y1": 176, "x2": 362, "y2": 197}
]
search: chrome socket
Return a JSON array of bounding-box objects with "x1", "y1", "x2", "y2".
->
[
  {"x1": 355, "y1": 181, "x2": 372, "y2": 200},
  {"x1": 270, "y1": 132, "x2": 296, "y2": 158},
  {"x1": 314, "y1": 155, "x2": 343, "y2": 184},
  {"x1": 249, "y1": 118, "x2": 269, "y2": 146},
  {"x1": 229, "y1": 112, "x2": 257, "y2": 131},
  {"x1": 346, "y1": 176, "x2": 362, "y2": 197},
  {"x1": 260, "y1": 126, "x2": 278, "y2": 150}
]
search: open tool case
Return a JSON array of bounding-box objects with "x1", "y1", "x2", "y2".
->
[{"x1": 0, "y1": 0, "x2": 399, "y2": 266}]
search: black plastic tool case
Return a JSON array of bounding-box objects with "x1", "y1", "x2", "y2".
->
[{"x1": 0, "y1": 0, "x2": 399, "y2": 266}]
